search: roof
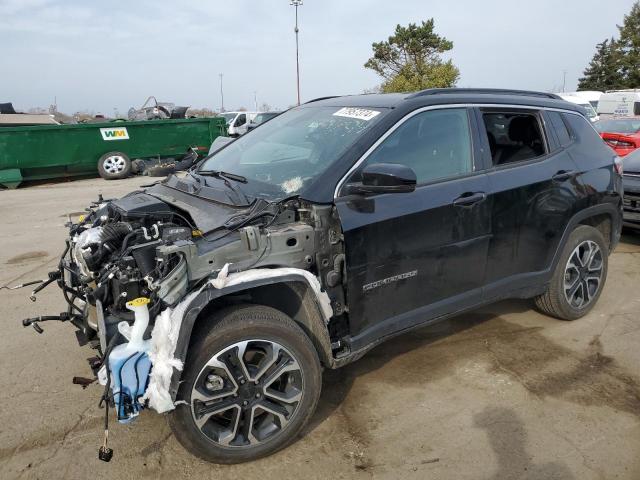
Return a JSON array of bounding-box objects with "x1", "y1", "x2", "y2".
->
[
  {"x1": 0, "y1": 114, "x2": 59, "y2": 126},
  {"x1": 303, "y1": 88, "x2": 583, "y2": 113}
]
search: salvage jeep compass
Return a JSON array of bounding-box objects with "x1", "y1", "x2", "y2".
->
[{"x1": 22, "y1": 89, "x2": 623, "y2": 464}]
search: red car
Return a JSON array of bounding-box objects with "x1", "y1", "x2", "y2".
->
[{"x1": 595, "y1": 117, "x2": 640, "y2": 156}]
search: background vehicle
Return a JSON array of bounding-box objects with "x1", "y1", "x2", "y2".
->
[
  {"x1": 564, "y1": 90, "x2": 603, "y2": 109},
  {"x1": 619, "y1": 147, "x2": 640, "y2": 229},
  {"x1": 594, "y1": 117, "x2": 640, "y2": 156},
  {"x1": 597, "y1": 90, "x2": 640, "y2": 116},
  {"x1": 220, "y1": 111, "x2": 258, "y2": 136},
  {"x1": 128, "y1": 96, "x2": 190, "y2": 121},
  {"x1": 246, "y1": 111, "x2": 282, "y2": 131},
  {"x1": 0, "y1": 101, "x2": 59, "y2": 126},
  {"x1": 27, "y1": 89, "x2": 622, "y2": 464},
  {"x1": 558, "y1": 94, "x2": 599, "y2": 121}
]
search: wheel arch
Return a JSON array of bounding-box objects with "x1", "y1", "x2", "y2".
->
[
  {"x1": 169, "y1": 273, "x2": 334, "y2": 401},
  {"x1": 550, "y1": 203, "x2": 621, "y2": 275}
]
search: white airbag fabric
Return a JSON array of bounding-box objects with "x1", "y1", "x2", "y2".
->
[{"x1": 142, "y1": 266, "x2": 332, "y2": 413}]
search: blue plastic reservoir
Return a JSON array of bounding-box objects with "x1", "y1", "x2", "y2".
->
[{"x1": 109, "y1": 344, "x2": 151, "y2": 423}]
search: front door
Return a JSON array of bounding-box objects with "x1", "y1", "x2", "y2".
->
[{"x1": 336, "y1": 107, "x2": 492, "y2": 351}]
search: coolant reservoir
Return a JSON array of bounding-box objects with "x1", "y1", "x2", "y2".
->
[{"x1": 108, "y1": 297, "x2": 152, "y2": 423}]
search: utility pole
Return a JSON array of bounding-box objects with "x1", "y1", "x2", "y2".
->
[
  {"x1": 291, "y1": 0, "x2": 303, "y2": 105},
  {"x1": 562, "y1": 70, "x2": 567, "y2": 93},
  {"x1": 219, "y1": 73, "x2": 225, "y2": 112},
  {"x1": 254, "y1": 91, "x2": 258, "y2": 111}
]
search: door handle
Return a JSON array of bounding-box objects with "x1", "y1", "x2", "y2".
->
[
  {"x1": 453, "y1": 192, "x2": 487, "y2": 207},
  {"x1": 552, "y1": 170, "x2": 577, "y2": 182}
]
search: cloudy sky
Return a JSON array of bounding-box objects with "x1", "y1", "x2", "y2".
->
[{"x1": 2, "y1": 0, "x2": 637, "y2": 114}]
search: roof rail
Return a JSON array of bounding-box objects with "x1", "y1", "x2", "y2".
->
[
  {"x1": 304, "y1": 96, "x2": 340, "y2": 104},
  {"x1": 407, "y1": 88, "x2": 562, "y2": 100}
]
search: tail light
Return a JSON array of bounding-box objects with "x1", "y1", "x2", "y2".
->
[{"x1": 614, "y1": 156, "x2": 624, "y2": 175}]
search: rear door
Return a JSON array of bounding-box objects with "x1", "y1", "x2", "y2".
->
[
  {"x1": 475, "y1": 107, "x2": 582, "y2": 297},
  {"x1": 336, "y1": 107, "x2": 492, "y2": 350}
]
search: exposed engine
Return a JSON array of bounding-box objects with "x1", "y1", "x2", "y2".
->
[
  {"x1": 59, "y1": 189, "x2": 342, "y2": 351},
  {"x1": 19, "y1": 185, "x2": 346, "y2": 461}
]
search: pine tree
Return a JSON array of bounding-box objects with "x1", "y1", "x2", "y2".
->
[
  {"x1": 364, "y1": 20, "x2": 460, "y2": 93},
  {"x1": 617, "y1": 1, "x2": 640, "y2": 88},
  {"x1": 578, "y1": 38, "x2": 625, "y2": 91}
]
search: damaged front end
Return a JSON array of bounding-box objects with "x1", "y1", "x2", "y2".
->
[{"x1": 21, "y1": 177, "x2": 344, "y2": 460}]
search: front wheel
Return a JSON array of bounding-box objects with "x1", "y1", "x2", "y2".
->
[
  {"x1": 168, "y1": 305, "x2": 322, "y2": 464},
  {"x1": 534, "y1": 225, "x2": 608, "y2": 320}
]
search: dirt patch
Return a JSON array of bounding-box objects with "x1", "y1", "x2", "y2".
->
[
  {"x1": 6, "y1": 251, "x2": 48, "y2": 264},
  {"x1": 326, "y1": 309, "x2": 640, "y2": 423},
  {"x1": 485, "y1": 325, "x2": 640, "y2": 417}
]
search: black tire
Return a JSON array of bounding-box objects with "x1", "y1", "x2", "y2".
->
[
  {"x1": 168, "y1": 304, "x2": 322, "y2": 464},
  {"x1": 97, "y1": 151, "x2": 132, "y2": 180},
  {"x1": 534, "y1": 225, "x2": 608, "y2": 320}
]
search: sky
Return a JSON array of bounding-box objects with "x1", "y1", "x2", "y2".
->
[{"x1": 1, "y1": 0, "x2": 638, "y2": 114}]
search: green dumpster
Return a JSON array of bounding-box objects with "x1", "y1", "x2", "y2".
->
[{"x1": 0, "y1": 117, "x2": 226, "y2": 188}]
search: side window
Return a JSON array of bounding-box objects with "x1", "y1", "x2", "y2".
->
[
  {"x1": 236, "y1": 114, "x2": 247, "y2": 126},
  {"x1": 355, "y1": 108, "x2": 473, "y2": 184},
  {"x1": 547, "y1": 111, "x2": 572, "y2": 148},
  {"x1": 482, "y1": 111, "x2": 546, "y2": 166},
  {"x1": 563, "y1": 112, "x2": 611, "y2": 150}
]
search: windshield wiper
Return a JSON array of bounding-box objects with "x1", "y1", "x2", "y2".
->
[
  {"x1": 198, "y1": 170, "x2": 248, "y2": 183},
  {"x1": 195, "y1": 170, "x2": 250, "y2": 204}
]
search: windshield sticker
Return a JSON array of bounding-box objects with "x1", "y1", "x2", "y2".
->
[
  {"x1": 333, "y1": 107, "x2": 381, "y2": 121},
  {"x1": 281, "y1": 176, "x2": 304, "y2": 194}
]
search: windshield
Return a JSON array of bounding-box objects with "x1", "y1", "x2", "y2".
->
[
  {"x1": 595, "y1": 118, "x2": 640, "y2": 134},
  {"x1": 252, "y1": 114, "x2": 267, "y2": 124},
  {"x1": 253, "y1": 113, "x2": 277, "y2": 124},
  {"x1": 220, "y1": 113, "x2": 236, "y2": 124},
  {"x1": 199, "y1": 106, "x2": 387, "y2": 199}
]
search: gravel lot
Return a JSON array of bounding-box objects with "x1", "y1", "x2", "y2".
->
[{"x1": 1, "y1": 176, "x2": 640, "y2": 480}]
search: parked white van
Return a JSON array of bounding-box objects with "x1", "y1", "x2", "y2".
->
[
  {"x1": 564, "y1": 91, "x2": 602, "y2": 109},
  {"x1": 558, "y1": 94, "x2": 599, "y2": 122},
  {"x1": 596, "y1": 90, "x2": 640, "y2": 116},
  {"x1": 219, "y1": 111, "x2": 258, "y2": 136}
]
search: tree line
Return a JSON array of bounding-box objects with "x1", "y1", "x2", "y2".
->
[{"x1": 578, "y1": 1, "x2": 640, "y2": 91}]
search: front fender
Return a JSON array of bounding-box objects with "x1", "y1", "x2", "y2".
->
[{"x1": 168, "y1": 268, "x2": 333, "y2": 401}]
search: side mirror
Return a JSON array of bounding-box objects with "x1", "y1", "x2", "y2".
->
[{"x1": 345, "y1": 163, "x2": 417, "y2": 195}]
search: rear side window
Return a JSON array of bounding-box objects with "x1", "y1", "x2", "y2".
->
[
  {"x1": 357, "y1": 108, "x2": 473, "y2": 184},
  {"x1": 482, "y1": 112, "x2": 546, "y2": 166},
  {"x1": 547, "y1": 111, "x2": 572, "y2": 148},
  {"x1": 564, "y1": 113, "x2": 602, "y2": 143}
]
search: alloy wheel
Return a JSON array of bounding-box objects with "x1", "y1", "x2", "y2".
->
[
  {"x1": 102, "y1": 155, "x2": 126, "y2": 174},
  {"x1": 563, "y1": 240, "x2": 603, "y2": 309},
  {"x1": 190, "y1": 339, "x2": 304, "y2": 448}
]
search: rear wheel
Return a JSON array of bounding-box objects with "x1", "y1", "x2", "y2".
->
[
  {"x1": 534, "y1": 225, "x2": 608, "y2": 320},
  {"x1": 168, "y1": 304, "x2": 322, "y2": 464},
  {"x1": 97, "y1": 151, "x2": 131, "y2": 180}
]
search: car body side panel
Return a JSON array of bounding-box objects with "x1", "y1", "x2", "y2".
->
[
  {"x1": 336, "y1": 172, "x2": 492, "y2": 351},
  {"x1": 483, "y1": 152, "x2": 583, "y2": 283}
]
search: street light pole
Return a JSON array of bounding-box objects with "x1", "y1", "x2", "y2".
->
[
  {"x1": 291, "y1": 0, "x2": 302, "y2": 105},
  {"x1": 219, "y1": 73, "x2": 225, "y2": 112}
]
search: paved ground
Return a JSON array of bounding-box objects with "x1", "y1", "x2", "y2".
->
[{"x1": 1, "y1": 176, "x2": 640, "y2": 480}]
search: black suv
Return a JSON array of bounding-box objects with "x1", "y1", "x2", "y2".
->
[{"x1": 31, "y1": 88, "x2": 622, "y2": 464}]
